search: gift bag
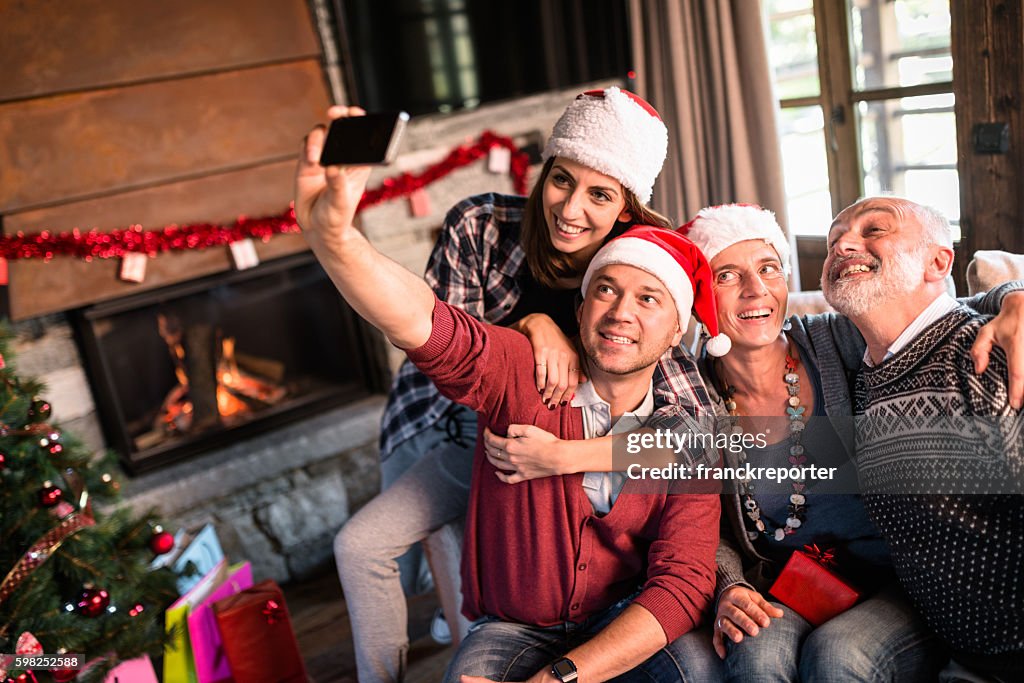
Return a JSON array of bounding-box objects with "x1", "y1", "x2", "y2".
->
[
  {"x1": 164, "y1": 559, "x2": 229, "y2": 683},
  {"x1": 189, "y1": 562, "x2": 254, "y2": 683},
  {"x1": 212, "y1": 579, "x2": 308, "y2": 683},
  {"x1": 768, "y1": 545, "x2": 861, "y2": 626},
  {"x1": 151, "y1": 523, "x2": 226, "y2": 595},
  {"x1": 103, "y1": 656, "x2": 160, "y2": 683}
]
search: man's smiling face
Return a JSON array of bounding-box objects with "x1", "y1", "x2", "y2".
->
[
  {"x1": 578, "y1": 264, "x2": 683, "y2": 379},
  {"x1": 821, "y1": 197, "x2": 932, "y2": 318}
]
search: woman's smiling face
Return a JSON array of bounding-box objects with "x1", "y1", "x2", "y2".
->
[
  {"x1": 542, "y1": 157, "x2": 632, "y2": 268},
  {"x1": 711, "y1": 239, "x2": 789, "y2": 351}
]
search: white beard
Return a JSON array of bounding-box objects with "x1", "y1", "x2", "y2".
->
[{"x1": 822, "y1": 246, "x2": 928, "y2": 318}]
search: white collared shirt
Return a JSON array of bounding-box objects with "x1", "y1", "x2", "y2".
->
[
  {"x1": 572, "y1": 380, "x2": 654, "y2": 515},
  {"x1": 863, "y1": 293, "x2": 958, "y2": 367}
]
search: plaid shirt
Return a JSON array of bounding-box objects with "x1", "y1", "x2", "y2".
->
[{"x1": 379, "y1": 193, "x2": 715, "y2": 464}]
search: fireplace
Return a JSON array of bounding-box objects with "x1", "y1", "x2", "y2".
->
[{"x1": 72, "y1": 252, "x2": 389, "y2": 473}]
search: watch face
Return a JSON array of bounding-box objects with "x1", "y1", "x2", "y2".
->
[{"x1": 552, "y1": 659, "x2": 576, "y2": 677}]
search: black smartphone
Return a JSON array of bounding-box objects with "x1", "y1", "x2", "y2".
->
[{"x1": 319, "y1": 111, "x2": 410, "y2": 166}]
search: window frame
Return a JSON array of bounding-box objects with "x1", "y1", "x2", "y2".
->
[{"x1": 768, "y1": 0, "x2": 957, "y2": 285}]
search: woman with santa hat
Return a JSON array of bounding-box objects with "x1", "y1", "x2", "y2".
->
[{"x1": 675, "y1": 204, "x2": 940, "y2": 681}]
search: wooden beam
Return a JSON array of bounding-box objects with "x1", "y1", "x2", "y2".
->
[
  {"x1": 0, "y1": 60, "x2": 330, "y2": 214},
  {"x1": 0, "y1": 0, "x2": 320, "y2": 102},
  {"x1": 951, "y1": 0, "x2": 1024, "y2": 286}
]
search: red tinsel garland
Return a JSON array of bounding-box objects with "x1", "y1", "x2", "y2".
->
[{"x1": 0, "y1": 131, "x2": 530, "y2": 262}]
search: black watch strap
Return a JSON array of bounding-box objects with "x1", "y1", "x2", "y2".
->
[{"x1": 551, "y1": 657, "x2": 578, "y2": 682}]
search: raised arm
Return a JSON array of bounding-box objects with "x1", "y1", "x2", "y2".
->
[
  {"x1": 294, "y1": 108, "x2": 436, "y2": 349},
  {"x1": 968, "y1": 286, "x2": 1024, "y2": 409}
]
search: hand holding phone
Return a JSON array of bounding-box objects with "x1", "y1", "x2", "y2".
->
[{"x1": 319, "y1": 111, "x2": 410, "y2": 166}]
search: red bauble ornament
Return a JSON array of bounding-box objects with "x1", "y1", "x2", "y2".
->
[
  {"x1": 0, "y1": 452, "x2": 6, "y2": 470},
  {"x1": 39, "y1": 481, "x2": 63, "y2": 507},
  {"x1": 129, "y1": 602, "x2": 145, "y2": 617},
  {"x1": 52, "y1": 670, "x2": 77, "y2": 683},
  {"x1": 76, "y1": 586, "x2": 110, "y2": 618},
  {"x1": 149, "y1": 528, "x2": 174, "y2": 555},
  {"x1": 28, "y1": 398, "x2": 52, "y2": 421}
]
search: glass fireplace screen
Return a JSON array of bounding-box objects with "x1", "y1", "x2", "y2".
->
[{"x1": 74, "y1": 252, "x2": 387, "y2": 473}]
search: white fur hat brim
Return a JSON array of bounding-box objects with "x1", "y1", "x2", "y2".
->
[
  {"x1": 542, "y1": 87, "x2": 667, "y2": 205},
  {"x1": 684, "y1": 204, "x2": 791, "y2": 270},
  {"x1": 582, "y1": 237, "x2": 694, "y2": 329}
]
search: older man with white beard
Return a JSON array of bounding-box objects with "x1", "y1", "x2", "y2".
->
[{"x1": 820, "y1": 196, "x2": 1023, "y2": 681}]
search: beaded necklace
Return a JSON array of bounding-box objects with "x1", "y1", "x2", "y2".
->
[{"x1": 719, "y1": 347, "x2": 809, "y2": 542}]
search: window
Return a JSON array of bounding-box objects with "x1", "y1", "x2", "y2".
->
[
  {"x1": 763, "y1": 0, "x2": 958, "y2": 239},
  {"x1": 336, "y1": 0, "x2": 631, "y2": 116}
]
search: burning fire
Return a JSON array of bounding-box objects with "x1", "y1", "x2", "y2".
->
[
  {"x1": 150, "y1": 314, "x2": 286, "y2": 441},
  {"x1": 217, "y1": 338, "x2": 249, "y2": 418}
]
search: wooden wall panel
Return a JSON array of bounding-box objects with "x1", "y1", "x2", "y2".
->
[
  {"x1": 0, "y1": 60, "x2": 330, "y2": 213},
  {"x1": 0, "y1": 0, "x2": 320, "y2": 101},
  {"x1": 4, "y1": 161, "x2": 309, "y2": 319},
  {"x1": 951, "y1": 0, "x2": 1024, "y2": 287}
]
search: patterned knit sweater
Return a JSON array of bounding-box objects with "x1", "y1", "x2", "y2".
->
[{"x1": 854, "y1": 306, "x2": 1024, "y2": 675}]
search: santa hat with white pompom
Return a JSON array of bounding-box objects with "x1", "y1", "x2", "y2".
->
[
  {"x1": 678, "y1": 203, "x2": 791, "y2": 356},
  {"x1": 582, "y1": 225, "x2": 732, "y2": 357}
]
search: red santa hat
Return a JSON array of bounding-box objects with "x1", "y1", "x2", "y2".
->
[
  {"x1": 543, "y1": 87, "x2": 668, "y2": 205},
  {"x1": 679, "y1": 203, "x2": 791, "y2": 271},
  {"x1": 581, "y1": 226, "x2": 732, "y2": 357}
]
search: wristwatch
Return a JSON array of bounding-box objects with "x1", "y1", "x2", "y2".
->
[{"x1": 550, "y1": 657, "x2": 578, "y2": 683}]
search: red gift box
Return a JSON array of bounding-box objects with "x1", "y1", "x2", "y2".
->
[
  {"x1": 212, "y1": 579, "x2": 309, "y2": 683},
  {"x1": 768, "y1": 545, "x2": 861, "y2": 626}
]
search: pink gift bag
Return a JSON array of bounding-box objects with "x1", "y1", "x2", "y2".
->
[
  {"x1": 103, "y1": 656, "x2": 159, "y2": 683},
  {"x1": 188, "y1": 561, "x2": 254, "y2": 683}
]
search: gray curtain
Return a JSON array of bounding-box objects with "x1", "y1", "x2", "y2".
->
[{"x1": 629, "y1": 0, "x2": 791, "y2": 248}]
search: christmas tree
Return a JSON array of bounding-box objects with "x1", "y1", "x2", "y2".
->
[{"x1": 0, "y1": 331, "x2": 179, "y2": 683}]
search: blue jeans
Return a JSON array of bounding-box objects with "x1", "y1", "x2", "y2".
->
[
  {"x1": 665, "y1": 625, "x2": 723, "y2": 682},
  {"x1": 444, "y1": 595, "x2": 685, "y2": 682},
  {"x1": 721, "y1": 584, "x2": 943, "y2": 682}
]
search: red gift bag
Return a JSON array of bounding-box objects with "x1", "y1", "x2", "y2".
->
[
  {"x1": 768, "y1": 545, "x2": 861, "y2": 626},
  {"x1": 212, "y1": 579, "x2": 308, "y2": 683}
]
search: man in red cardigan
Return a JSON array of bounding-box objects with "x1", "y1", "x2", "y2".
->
[{"x1": 296, "y1": 110, "x2": 723, "y2": 683}]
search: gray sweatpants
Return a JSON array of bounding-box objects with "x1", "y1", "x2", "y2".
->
[{"x1": 334, "y1": 408, "x2": 476, "y2": 682}]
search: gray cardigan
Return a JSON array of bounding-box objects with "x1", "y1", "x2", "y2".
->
[{"x1": 709, "y1": 282, "x2": 1023, "y2": 602}]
